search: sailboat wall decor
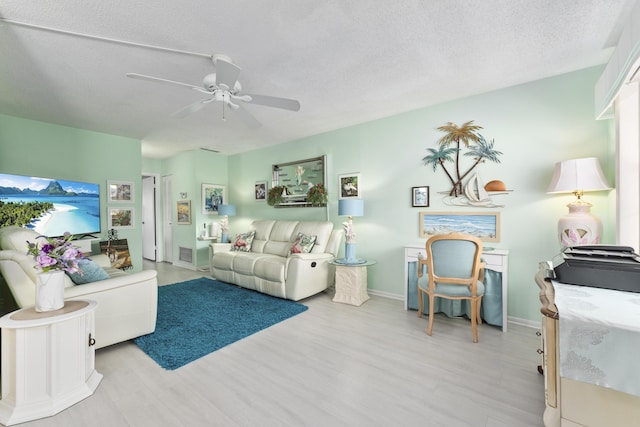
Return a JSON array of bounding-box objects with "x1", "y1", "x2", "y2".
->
[{"x1": 423, "y1": 120, "x2": 511, "y2": 208}]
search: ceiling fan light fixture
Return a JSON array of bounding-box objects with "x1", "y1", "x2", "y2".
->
[{"x1": 127, "y1": 54, "x2": 300, "y2": 127}]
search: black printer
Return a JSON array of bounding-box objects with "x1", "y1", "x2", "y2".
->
[{"x1": 553, "y1": 245, "x2": 640, "y2": 293}]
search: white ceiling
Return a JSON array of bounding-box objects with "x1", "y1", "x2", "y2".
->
[{"x1": 0, "y1": 1, "x2": 636, "y2": 159}]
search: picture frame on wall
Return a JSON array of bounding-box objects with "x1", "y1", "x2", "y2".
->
[
  {"x1": 255, "y1": 181, "x2": 267, "y2": 201},
  {"x1": 202, "y1": 183, "x2": 226, "y2": 215},
  {"x1": 177, "y1": 200, "x2": 191, "y2": 225},
  {"x1": 412, "y1": 186, "x2": 430, "y2": 207},
  {"x1": 338, "y1": 173, "x2": 361, "y2": 199},
  {"x1": 419, "y1": 211, "x2": 500, "y2": 242},
  {"x1": 99, "y1": 239, "x2": 133, "y2": 270},
  {"x1": 107, "y1": 180, "x2": 134, "y2": 203},
  {"x1": 108, "y1": 207, "x2": 134, "y2": 229}
]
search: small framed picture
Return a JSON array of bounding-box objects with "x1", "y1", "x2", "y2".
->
[
  {"x1": 177, "y1": 200, "x2": 191, "y2": 225},
  {"x1": 339, "y1": 173, "x2": 361, "y2": 199},
  {"x1": 108, "y1": 207, "x2": 134, "y2": 229},
  {"x1": 107, "y1": 180, "x2": 134, "y2": 203},
  {"x1": 255, "y1": 181, "x2": 267, "y2": 201},
  {"x1": 202, "y1": 183, "x2": 226, "y2": 215},
  {"x1": 412, "y1": 186, "x2": 430, "y2": 207}
]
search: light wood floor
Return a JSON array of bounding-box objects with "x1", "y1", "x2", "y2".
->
[{"x1": 18, "y1": 261, "x2": 545, "y2": 427}]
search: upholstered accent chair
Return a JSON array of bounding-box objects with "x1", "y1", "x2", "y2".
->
[{"x1": 417, "y1": 232, "x2": 486, "y2": 342}]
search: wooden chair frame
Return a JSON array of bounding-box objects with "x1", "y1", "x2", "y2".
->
[{"x1": 417, "y1": 232, "x2": 486, "y2": 342}]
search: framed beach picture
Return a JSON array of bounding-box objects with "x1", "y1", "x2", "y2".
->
[
  {"x1": 177, "y1": 200, "x2": 191, "y2": 225},
  {"x1": 339, "y1": 173, "x2": 361, "y2": 199},
  {"x1": 202, "y1": 184, "x2": 226, "y2": 215},
  {"x1": 412, "y1": 186, "x2": 430, "y2": 207},
  {"x1": 255, "y1": 181, "x2": 267, "y2": 201},
  {"x1": 419, "y1": 211, "x2": 500, "y2": 242},
  {"x1": 108, "y1": 207, "x2": 134, "y2": 229},
  {"x1": 107, "y1": 180, "x2": 134, "y2": 203}
]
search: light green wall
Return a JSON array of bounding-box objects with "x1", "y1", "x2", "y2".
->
[
  {"x1": 227, "y1": 66, "x2": 614, "y2": 323},
  {"x1": 0, "y1": 114, "x2": 145, "y2": 272},
  {"x1": 0, "y1": 66, "x2": 614, "y2": 323}
]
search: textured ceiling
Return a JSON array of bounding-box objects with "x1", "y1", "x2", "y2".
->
[{"x1": 0, "y1": 1, "x2": 636, "y2": 158}]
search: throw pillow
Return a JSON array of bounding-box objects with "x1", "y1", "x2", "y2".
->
[
  {"x1": 66, "y1": 258, "x2": 111, "y2": 285},
  {"x1": 231, "y1": 231, "x2": 255, "y2": 252},
  {"x1": 290, "y1": 233, "x2": 317, "y2": 255}
]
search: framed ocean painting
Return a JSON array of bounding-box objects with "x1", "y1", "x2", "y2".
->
[{"x1": 419, "y1": 211, "x2": 500, "y2": 242}]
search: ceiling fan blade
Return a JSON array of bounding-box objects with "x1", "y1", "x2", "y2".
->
[
  {"x1": 233, "y1": 105, "x2": 262, "y2": 129},
  {"x1": 171, "y1": 98, "x2": 212, "y2": 118},
  {"x1": 126, "y1": 73, "x2": 203, "y2": 91},
  {"x1": 214, "y1": 57, "x2": 241, "y2": 90},
  {"x1": 244, "y1": 94, "x2": 301, "y2": 112}
]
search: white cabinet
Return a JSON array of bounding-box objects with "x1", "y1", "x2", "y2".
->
[
  {"x1": 404, "y1": 243, "x2": 509, "y2": 331},
  {"x1": 0, "y1": 300, "x2": 102, "y2": 426}
]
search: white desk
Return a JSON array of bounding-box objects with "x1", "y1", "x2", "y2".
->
[
  {"x1": 404, "y1": 243, "x2": 509, "y2": 331},
  {"x1": 0, "y1": 300, "x2": 102, "y2": 426}
]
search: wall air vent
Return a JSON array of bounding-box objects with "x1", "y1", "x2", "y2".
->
[{"x1": 178, "y1": 246, "x2": 193, "y2": 264}]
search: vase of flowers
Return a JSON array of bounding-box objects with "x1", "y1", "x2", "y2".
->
[
  {"x1": 306, "y1": 183, "x2": 328, "y2": 206},
  {"x1": 27, "y1": 232, "x2": 85, "y2": 312}
]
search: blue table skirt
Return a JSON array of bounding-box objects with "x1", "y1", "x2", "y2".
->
[{"x1": 407, "y1": 261, "x2": 503, "y2": 327}]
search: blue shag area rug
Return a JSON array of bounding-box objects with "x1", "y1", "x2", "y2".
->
[{"x1": 133, "y1": 278, "x2": 308, "y2": 370}]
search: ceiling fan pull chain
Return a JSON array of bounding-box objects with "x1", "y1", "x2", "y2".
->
[{"x1": 222, "y1": 98, "x2": 226, "y2": 121}]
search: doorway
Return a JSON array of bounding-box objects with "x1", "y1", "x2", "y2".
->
[
  {"x1": 162, "y1": 175, "x2": 174, "y2": 263},
  {"x1": 141, "y1": 175, "x2": 157, "y2": 261}
]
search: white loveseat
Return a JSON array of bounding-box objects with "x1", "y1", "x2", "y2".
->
[
  {"x1": 0, "y1": 226, "x2": 158, "y2": 349},
  {"x1": 210, "y1": 220, "x2": 343, "y2": 301}
]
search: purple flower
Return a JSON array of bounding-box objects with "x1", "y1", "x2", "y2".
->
[
  {"x1": 41, "y1": 243, "x2": 54, "y2": 254},
  {"x1": 62, "y1": 247, "x2": 82, "y2": 260},
  {"x1": 36, "y1": 253, "x2": 57, "y2": 268},
  {"x1": 27, "y1": 232, "x2": 85, "y2": 273}
]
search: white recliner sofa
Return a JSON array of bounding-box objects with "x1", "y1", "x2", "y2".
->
[
  {"x1": 0, "y1": 226, "x2": 158, "y2": 349},
  {"x1": 210, "y1": 220, "x2": 343, "y2": 301}
]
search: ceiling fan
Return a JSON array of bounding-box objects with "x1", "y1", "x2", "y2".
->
[{"x1": 126, "y1": 54, "x2": 300, "y2": 128}]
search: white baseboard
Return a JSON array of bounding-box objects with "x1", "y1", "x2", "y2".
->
[
  {"x1": 171, "y1": 261, "x2": 198, "y2": 271},
  {"x1": 507, "y1": 316, "x2": 540, "y2": 329},
  {"x1": 368, "y1": 290, "x2": 540, "y2": 330},
  {"x1": 368, "y1": 289, "x2": 403, "y2": 300}
]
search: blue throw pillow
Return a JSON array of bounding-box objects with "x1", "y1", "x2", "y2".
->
[{"x1": 67, "y1": 259, "x2": 111, "y2": 285}]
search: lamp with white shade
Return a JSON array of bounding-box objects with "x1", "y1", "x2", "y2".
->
[
  {"x1": 337, "y1": 199, "x2": 365, "y2": 264},
  {"x1": 218, "y1": 204, "x2": 236, "y2": 243},
  {"x1": 547, "y1": 157, "x2": 611, "y2": 246}
]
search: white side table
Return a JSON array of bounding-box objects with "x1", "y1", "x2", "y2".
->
[
  {"x1": 0, "y1": 300, "x2": 102, "y2": 426},
  {"x1": 330, "y1": 260, "x2": 376, "y2": 306}
]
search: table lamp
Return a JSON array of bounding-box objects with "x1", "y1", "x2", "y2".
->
[
  {"x1": 338, "y1": 199, "x2": 364, "y2": 264},
  {"x1": 547, "y1": 157, "x2": 611, "y2": 246},
  {"x1": 218, "y1": 204, "x2": 236, "y2": 243}
]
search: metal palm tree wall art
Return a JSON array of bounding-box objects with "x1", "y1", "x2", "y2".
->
[{"x1": 422, "y1": 121, "x2": 509, "y2": 207}]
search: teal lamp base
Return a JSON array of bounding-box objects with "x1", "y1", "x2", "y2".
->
[{"x1": 335, "y1": 243, "x2": 366, "y2": 265}]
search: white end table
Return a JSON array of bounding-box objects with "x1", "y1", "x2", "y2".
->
[
  {"x1": 330, "y1": 260, "x2": 376, "y2": 306},
  {"x1": 0, "y1": 300, "x2": 102, "y2": 426}
]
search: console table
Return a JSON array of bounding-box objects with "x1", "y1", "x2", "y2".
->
[
  {"x1": 404, "y1": 243, "x2": 509, "y2": 331},
  {"x1": 0, "y1": 300, "x2": 102, "y2": 426}
]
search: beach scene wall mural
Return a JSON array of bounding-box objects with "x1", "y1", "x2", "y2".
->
[{"x1": 0, "y1": 173, "x2": 101, "y2": 238}]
